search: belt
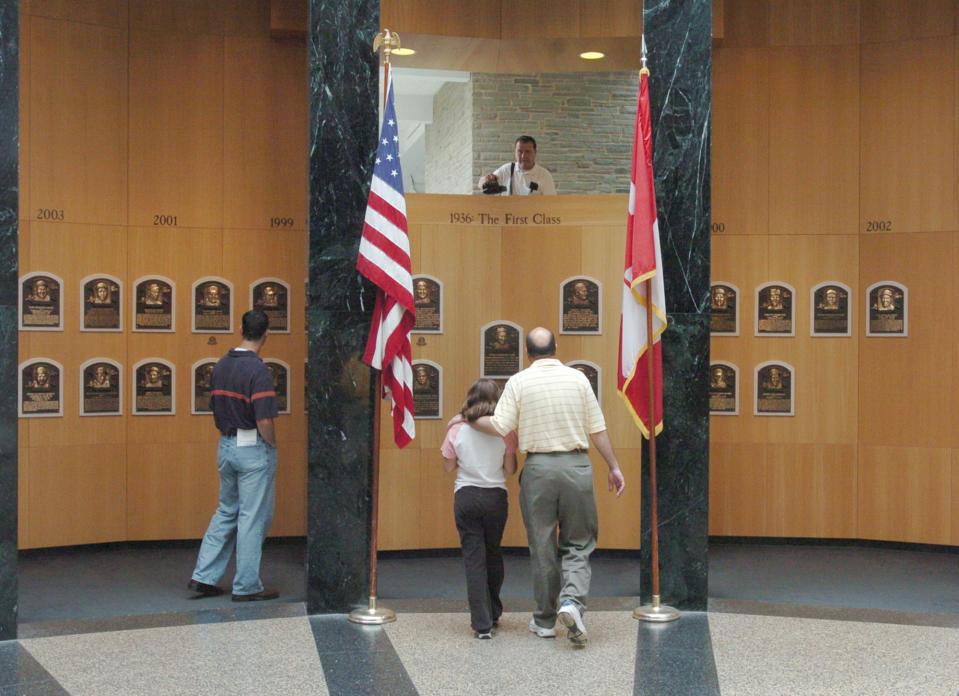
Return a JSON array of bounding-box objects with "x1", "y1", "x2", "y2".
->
[{"x1": 529, "y1": 449, "x2": 587, "y2": 455}]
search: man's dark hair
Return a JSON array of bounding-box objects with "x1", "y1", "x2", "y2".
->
[
  {"x1": 242, "y1": 310, "x2": 269, "y2": 340},
  {"x1": 526, "y1": 329, "x2": 556, "y2": 357},
  {"x1": 515, "y1": 135, "x2": 537, "y2": 150}
]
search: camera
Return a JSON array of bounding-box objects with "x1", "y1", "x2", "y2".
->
[
  {"x1": 528, "y1": 182, "x2": 538, "y2": 192},
  {"x1": 482, "y1": 179, "x2": 507, "y2": 195}
]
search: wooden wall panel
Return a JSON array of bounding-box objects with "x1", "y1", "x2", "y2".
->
[
  {"x1": 765, "y1": 444, "x2": 857, "y2": 538},
  {"x1": 767, "y1": 235, "x2": 859, "y2": 444},
  {"x1": 380, "y1": 0, "x2": 502, "y2": 39},
  {"x1": 768, "y1": 0, "x2": 860, "y2": 46},
  {"x1": 860, "y1": 0, "x2": 956, "y2": 42},
  {"x1": 717, "y1": 0, "x2": 769, "y2": 48},
  {"x1": 859, "y1": 233, "x2": 956, "y2": 448},
  {"x1": 708, "y1": 442, "x2": 767, "y2": 536},
  {"x1": 28, "y1": 16, "x2": 128, "y2": 226},
  {"x1": 860, "y1": 38, "x2": 957, "y2": 235},
  {"x1": 953, "y1": 451, "x2": 959, "y2": 545},
  {"x1": 577, "y1": 0, "x2": 642, "y2": 38},
  {"x1": 26, "y1": 444, "x2": 127, "y2": 547},
  {"x1": 768, "y1": 45, "x2": 859, "y2": 236},
  {"x1": 24, "y1": 0, "x2": 128, "y2": 27},
  {"x1": 271, "y1": 439, "x2": 307, "y2": 536},
  {"x1": 857, "y1": 446, "x2": 952, "y2": 544},
  {"x1": 594, "y1": 448, "x2": 643, "y2": 549},
  {"x1": 501, "y1": 1, "x2": 580, "y2": 39},
  {"x1": 378, "y1": 447, "x2": 422, "y2": 550},
  {"x1": 711, "y1": 48, "x2": 769, "y2": 236},
  {"x1": 223, "y1": 37, "x2": 308, "y2": 232},
  {"x1": 126, "y1": 441, "x2": 220, "y2": 540},
  {"x1": 128, "y1": 31, "x2": 224, "y2": 229}
]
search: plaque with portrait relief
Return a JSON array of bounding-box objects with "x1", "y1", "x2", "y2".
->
[
  {"x1": 19, "y1": 359, "x2": 63, "y2": 417},
  {"x1": 191, "y1": 359, "x2": 217, "y2": 415},
  {"x1": 755, "y1": 282, "x2": 795, "y2": 336},
  {"x1": 481, "y1": 321, "x2": 523, "y2": 378},
  {"x1": 81, "y1": 275, "x2": 122, "y2": 331},
  {"x1": 193, "y1": 278, "x2": 233, "y2": 333},
  {"x1": 133, "y1": 276, "x2": 174, "y2": 331},
  {"x1": 810, "y1": 282, "x2": 851, "y2": 337},
  {"x1": 866, "y1": 281, "x2": 907, "y2": 337},
  {"x1": 754, "y1": 361, "x2": 794, "y2": 416},
  {"x1": 20, "y1": 272, "x2": 63, "y2": 331},
  {"x1": 251, "y1": 278, "x2": 290, "y2": 333},
  {"x1": 133, "y1": 360, "x2": 174, "y2": 415},
  {"x1": 560, "y1": 277, "x2": 601, "y2": 334},
  {"x1": 709, "y1": 361, "x2": 738, "y2": 415},
  {"x1": 412, "y1": 360, "x2": 442, "y2": 419},
  {"x1": 80, "y1": 359, "x2": 122, "y2": 416},
  {"x1": 566, "y1": 361, "x2": 601, "y2": 402},
  {"x1": 412, "y1": 275, "x2": 443, "y2": 333},
  {"x1": 265, "y1": 359, "x2": 291, "y2": 415},
  {"x1": 710, "y1": 282, "x2": 739, "y2": 336}
]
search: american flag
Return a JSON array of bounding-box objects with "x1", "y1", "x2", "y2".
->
[
  {"x1": 618, "y1": 68, "x2": 667, "y2": 439},
  {"x1": 357, "y1": 70, "x2": 415, "y2": 448}
]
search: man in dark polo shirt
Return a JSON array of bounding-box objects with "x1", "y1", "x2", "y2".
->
[{"x1": 188, "y1": 310, "x2": 280, "y2": 601}]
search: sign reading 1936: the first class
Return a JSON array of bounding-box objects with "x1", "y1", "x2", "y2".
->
[{"x1": 449, "y1": 211, "x2": 561, "y2": 225}]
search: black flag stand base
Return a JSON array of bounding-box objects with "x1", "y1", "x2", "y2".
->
[
  {"x1": 349, "y1": 595, "x2": 397, "y2": 625},
  {"x1": 633, "y1": 594, "x2": 680, "y2": 623}
]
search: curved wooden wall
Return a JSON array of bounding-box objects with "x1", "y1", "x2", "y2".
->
[
  {"x1": 18, "y1": 0, "x2": 308, "y2": 548},
  {"x1": 710, "y1": 0, "x2": 959, "y2": 544}
]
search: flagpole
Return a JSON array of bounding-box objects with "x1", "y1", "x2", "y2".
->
[
  {"x1": 632, "y1": 39, "x2": 678, "y2": 623},
  {"x1": 349, "y1": 28, "x2": 403, "y2": 626}
]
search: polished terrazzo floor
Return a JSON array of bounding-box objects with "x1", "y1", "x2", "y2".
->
[{"x1": 3, "y1": 540, "x2": 958, "y2": 695}]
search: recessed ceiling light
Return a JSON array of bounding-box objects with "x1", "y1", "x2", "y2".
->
[
  {"x1": 579, "y1": 51, "x2": 605, "y2": 60},
  {"x1": 393, "y1": 47, "x2": 416, "y2": 56}
]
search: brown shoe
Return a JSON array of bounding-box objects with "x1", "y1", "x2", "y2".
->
[
  {"x1": 187, "y1": 579, "x2": 225, "y2": 599},
  {"x1": 231, "y1": 587, "x2": 279, "y2": 602}
]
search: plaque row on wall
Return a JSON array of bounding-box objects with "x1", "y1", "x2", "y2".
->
[
  {"x1": 710, "y1": 280, "x2": 908, "y2": 337},
  {"x1": 19, "y1": 273, "x2": 293, "y2": 333},
  {"x1": 19, "y1": 358, "x2": 292, "y2": 418},
  {"x1": 413, "y1": 275, "x2": 603, "y2": 336},
  {"x1": 709, "y1": 361, "x2": 795, "y2": 417},
  {"x1": 412, "y1": 357, "x2": 601, "y2": 420}
]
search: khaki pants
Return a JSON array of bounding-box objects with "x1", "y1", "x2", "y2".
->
[{"x1": 520, "y1": 451, "x2": 598, "y2": 628}]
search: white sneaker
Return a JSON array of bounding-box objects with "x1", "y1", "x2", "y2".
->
[
  {"x1": 557, "y1": 602, "x2": 588, "y2": 646},
  {"x1": 528, "y1": 618, "x2": 556, "y2": 638}
]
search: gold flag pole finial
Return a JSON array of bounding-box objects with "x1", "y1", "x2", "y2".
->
[{"x1": 373, "y1": 28, "x2": 401, "y2": 65}]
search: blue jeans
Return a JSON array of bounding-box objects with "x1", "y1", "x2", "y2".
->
[{"x1": 192, "y1": 435, "x2": 277, "y2": 595}]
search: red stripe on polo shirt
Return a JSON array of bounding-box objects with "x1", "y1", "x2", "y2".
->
[
  {"x1": 251, "y1": 390, "x2": 276, "y2": 401},
  {"x1": 210, "y1": 389, "x2": 251, "y2": 403}
]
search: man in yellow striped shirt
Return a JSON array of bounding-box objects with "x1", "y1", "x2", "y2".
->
[{"x1": 467, "y1": 327, "x2": 625, "y2": 647}]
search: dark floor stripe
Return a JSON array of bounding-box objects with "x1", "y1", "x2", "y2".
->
[
  {"x1": 634, "y1": 612, "x2": 721, "y2": 696},
  {"x1": 309, "y1": 615, "x2": 418, "y2": 696},
  {"x1": 0, "y1": 642, "x2": 70, "y2": 695}
]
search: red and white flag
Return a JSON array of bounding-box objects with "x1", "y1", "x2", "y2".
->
[
  {"x1": 618, "y1": 69, "x2": 667, "y2": 439},
  {"x1": 357, "y1": 70, "x2": 415, "y2": 448}
]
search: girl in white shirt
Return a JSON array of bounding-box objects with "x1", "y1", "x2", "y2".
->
[{"x1": 441, "y1": 379, "x2": 518, "y2": 638}]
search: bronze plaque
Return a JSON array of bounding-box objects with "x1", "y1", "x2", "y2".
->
[
  {"x1": 83, "y1": 277, "x2": 121, "y2": 330},
  {"x1": 756, "y1": 284, "x2": 793, "y2": 335},
  {"x1": 560, "y1": 278, "x2": 600, "y2": 334},
  {"x1": 265, "y1": 360, "x2": 290, "y2": 414},
  {"x1": 412, "y1": 362, "x2": 441, "y2": 418},
  {"x1": 756, "y1": 363, "x2": 793, "y2": 416},
  {"x1": 20, "y1": 361, "x2": 61, "y2": 416},
  {"x1": 412, "y1": 276, "x2": 442, "y2": 333},
  {"x1": 252, "y1": 281, "x2": 289, "y2": 332},
  {"x1": 135, "y1": 279, "x2": 173, "y2": 331},
  {"x1": 482, "y1": 323, "x2": 521, "y2": 378},
  {"x1": 82, "y1": 362, "x2": 121, "y2": 415},
  {"x1": 194, "y1": 280, "x2": 231, "y2": 332},
  {"x1": 868, "y1": 284, "x2": 906, "y2": 336},
  {"x1": 710, "y1": 283, "x2": 738, "y2": 335},
  {"x1": 709, "y1": 363, "x2": 737, "y2": 414},
  {"x1": 135, "y1": 362, "x2": 173, "y2": 414},
  {"x1": 192, "y1": 360, "x2": 216, "y2": 414},
  {"x1": 812, "y1": 284, "x2": 849, "y2": 336},
  {"x1": 567, "y1": 361, "x2": 600, "y2": 401},
  {"x1": 20, "y1": 275, "x2": 61, "y2": 329}
]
